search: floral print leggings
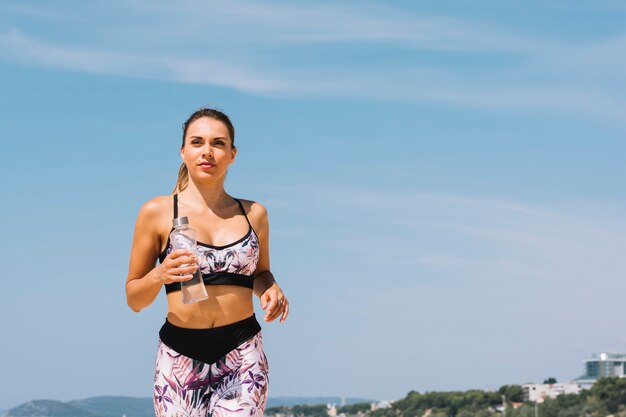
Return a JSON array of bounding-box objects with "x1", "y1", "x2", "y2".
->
[{"x1": 153, "y1": 331, "x2": 269, "y2": 417}]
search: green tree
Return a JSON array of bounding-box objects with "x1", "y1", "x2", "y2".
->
[
  {"x1": 554, "y1": 393, "x2": 583, "y2": 409},
  {"x1": 337, "y1": 402, "x2": 372, "y2": 415},
  {"x1": 498, "y1": 385, "x2": 525, "y2": 403},
  {"x1": 538, "y1": 397, "x2": 559, "y2": 417},
  {"x1": 291, "y1": 404, "x2": 329, "y2": 417},
  {"x1": 590, "y1": 376, "x2": 626, "y2": 414},
  {"x1": 542, "y1": 378, "x2": 557, "y2": 384}
]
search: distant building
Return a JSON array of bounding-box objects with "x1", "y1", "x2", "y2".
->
[
  {"x1": 523, "y1": 383, "x2": 580, "y2": 403},
  {"x1": 370, "y1": 401, "x2": 392, "y2": 410},
  {"x1": 576, "y1": 352, "x2": 626, "y2": 389},
  {"x1": 525, "y1": 352, "x2": 626, "y2": 401},
  {"x1": 582, "y1": 353, "x2": 626, "y2": 378}
]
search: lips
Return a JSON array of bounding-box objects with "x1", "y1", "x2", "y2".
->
[{"x1": 198, "y1": 162, "x2": 215, "y2": 169}]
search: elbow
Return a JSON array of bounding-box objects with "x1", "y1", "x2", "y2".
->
[
  {"x1": 125, "y1": 283, "x2": 142, "y2": 313},
  {"x1": 128, "y1": 303, "x2": 141, "y2": 313},
  {"x1": 126, "y1": 297, "x2": 142, "y2": 313}
]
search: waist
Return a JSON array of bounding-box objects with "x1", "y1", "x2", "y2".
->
[
  {"x1": 161, "y1": 312, "x2": 259, "y2": 334},
  {"x1": 158, "y1": 313, "x2": 262, "y2": 364},
  {"x1": 166, "y1": 285, "x2": 254, "y2": 328}
]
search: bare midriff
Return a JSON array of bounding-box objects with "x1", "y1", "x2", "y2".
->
[{"x1": 166, "y1": 285, "x2": 254, "y2": 328}]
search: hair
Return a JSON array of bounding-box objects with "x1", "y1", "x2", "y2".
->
[{"x1": 172, "y1": 108, "x2": 236, "y2": 194}]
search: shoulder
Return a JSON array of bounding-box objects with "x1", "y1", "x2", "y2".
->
[
  {"x1": 237, "y1": 198, "x2": 268, "y2": 218},
  {"x1": 135, "y1": 195, "x2": 173, "y2": 232},
  {"x1": 237, "y1": 198, "x2": 269, "y2": 231},
  {"x1": 139, "y1": 195, "x2": 172, "y2": 218}
]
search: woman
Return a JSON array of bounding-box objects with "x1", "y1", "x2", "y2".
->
[{"x1": 125, "y1": 108, "x2": 289, "y2": 417}]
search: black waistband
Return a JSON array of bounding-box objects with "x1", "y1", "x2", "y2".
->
[{"x1": 158, "y1": 313, "x2": 261, "y2": 365}]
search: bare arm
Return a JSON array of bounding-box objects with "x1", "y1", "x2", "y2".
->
[
  {"x1": 250, "y1": 202, "x2": 289, "y2": 323},
  {"x1": 252, "y1": 203, "x2": 274, "y2": 297},
  {"x1": 125, "y1": 198, "x2": 196, "y2": 312},
  {"x1": 125, "y1": 199, "x2": 166, "y2": 312}
]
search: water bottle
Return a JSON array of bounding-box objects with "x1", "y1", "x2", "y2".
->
[{"x1": 170, "y1": 217, "x2": 208, "y2": 304}]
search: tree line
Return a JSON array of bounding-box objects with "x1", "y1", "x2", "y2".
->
[{"x1": 266, "y1": 377, "x2": 626, "y2": 417}]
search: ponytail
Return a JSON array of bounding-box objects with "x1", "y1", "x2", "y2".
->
[{"x1": 172, "y1": 162, "x2": 189, "y2": 194}]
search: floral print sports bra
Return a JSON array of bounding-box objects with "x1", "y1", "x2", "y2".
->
[{"x1": 158, "y1": 194, "x2": 260, "y2": 293}]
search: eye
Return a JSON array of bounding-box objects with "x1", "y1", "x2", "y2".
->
[{"x1": 214, "y1": 140, "x2": 225, "y2": 146}]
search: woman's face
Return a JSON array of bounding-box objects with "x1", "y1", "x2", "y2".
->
[{"x1": 181, "y1": 117, "x2": 236, "y2": 181}]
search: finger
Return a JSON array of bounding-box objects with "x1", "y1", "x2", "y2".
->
[
  {"x1": 264, "y1": 301, "x2": 273, "y2": 320},
  {"x1": 169, "y1": 248, "x2": 194, "y2": 257},
  {"x1": 280, "y1": 301, "x2": 289, "y2": 323},
  {"x1": 260, "y1": 293, "x2": 269, "y2": 310},
  {"x1": 264, "y1": 300, "x2": 277, "y2": 321},
  {"x1": 266, "y1": 301, "x2": 278, "y2": 320},
  {"x1": 171, "y1": 264, "x2": 198, "y2": 275},
  {"x1": 165, "y1": 273, "x2": 195, "y2": 282},
  {"x1": 171, "y1": 255, "x2": 198, "y2": 266},
  {"x1": 268, "y1": 300, "x2": 284, "y2": 321},
  {"x1": 270, "y1": 304, "x2": 285, "y2": 321},
  {"x1": 176, "y1": 274, "x2": 195, "y2": 282}
]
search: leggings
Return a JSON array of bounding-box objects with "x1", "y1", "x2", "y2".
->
[{"x1": 153, "y1": 314, "x2": 269, "y2": 417}]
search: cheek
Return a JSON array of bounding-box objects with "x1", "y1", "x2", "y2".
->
[
  {"x1": 215, "y1": 149, "x2": 232, "y2": 159},
  {"x1": 182, "y1": 147, "x2": 201, "y2": 160}
]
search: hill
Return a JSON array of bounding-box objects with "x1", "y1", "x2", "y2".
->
[
  {"x1": 3, "y1": 400, "x2": 99, "y2": 417},
  {"x1": 3, "y1": 397, "x2": 151, "y2": 417},
  {"x1": 2, "y1": 396, "x2": 374, "y2": 417}
]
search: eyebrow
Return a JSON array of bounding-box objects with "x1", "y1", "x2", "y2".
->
[{"x1": 188, "y1": 136, "x2": 228, "y2": 141}]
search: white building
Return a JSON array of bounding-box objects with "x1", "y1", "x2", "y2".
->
[
  {"x1": 523, "y1": 383, "x2": 580, "y2": 403},
  {"x1": 372, "y1": 401, "x2": 392, "y2": 410}
]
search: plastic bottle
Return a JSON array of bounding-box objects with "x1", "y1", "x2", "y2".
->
[{"x1": 170, "y1": 216, "x2": 208, "y2": 304}]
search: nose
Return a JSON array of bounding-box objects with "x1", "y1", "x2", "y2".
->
[{"x1": 202, "y1": 143, "x2": 213, "y2": 158}]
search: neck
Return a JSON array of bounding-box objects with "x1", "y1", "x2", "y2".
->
[{"x1": 180, "y1": 176, "x2": 230, "y2": 212}]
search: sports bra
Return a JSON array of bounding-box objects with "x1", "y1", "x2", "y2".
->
[{"x1": 158, "y1": 194, "x2": 260, "y2": 293}]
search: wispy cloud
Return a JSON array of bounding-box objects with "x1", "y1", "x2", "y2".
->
[
  {"x1": 0, "y1": 30, "x2": 296, "y2": 93},
  {"x1": 263, "y1": 183, "x2": 626, "y2": 392},
  {"x1": 115, "y1": 0, "x2": 535, "y2": 50},
  {"x1": 267, "y1": 183, "x2": 626, "y2": 289},
  {"x1": 299, "y1": 187, "x2": 624, "y2": 310},
  {"x1": 0, "y1": 30, "x2": 148, "y2": 77},
  {"x1": 2, "y1": 0, "x2": 626, "y2": 121}
]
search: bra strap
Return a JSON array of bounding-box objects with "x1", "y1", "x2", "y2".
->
[
  {"x1": 234, "y1": 198, "x2": 252, "y2": 228},
  {"x1": 174, "y1": 195, "x2": 250, "y2": 228}
]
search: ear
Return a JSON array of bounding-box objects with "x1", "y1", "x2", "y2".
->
[
  {"x1": 180, "y1": 146, "x2": 185, "y2": 161},
  {"x1": 230, "y1": 146, "x2": 237, "y2": 163}
]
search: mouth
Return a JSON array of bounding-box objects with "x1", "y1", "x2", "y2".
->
[{"x1": 198, "y1": 162, "x2": 216, "y2": 169}]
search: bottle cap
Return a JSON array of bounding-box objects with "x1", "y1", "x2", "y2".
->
[{"x1": 172, "y1": 216, "x2": 189, "y2": 227}]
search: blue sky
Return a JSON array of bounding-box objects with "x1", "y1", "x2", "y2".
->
[{"x1": 1, "y1": 0, "x2": 625, "y2": 410}]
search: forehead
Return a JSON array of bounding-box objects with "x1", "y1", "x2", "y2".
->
[{"x1": 186, "y1": 117, "x2": 231, "y2": 139}]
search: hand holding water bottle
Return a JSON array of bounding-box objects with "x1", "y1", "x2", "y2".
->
[
  {"x1": 168, "y1": 217, "x2": 209, "y2": 304},
  {"x1": 157, "y1": 249, "x2": 199, "y2": 285}
]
